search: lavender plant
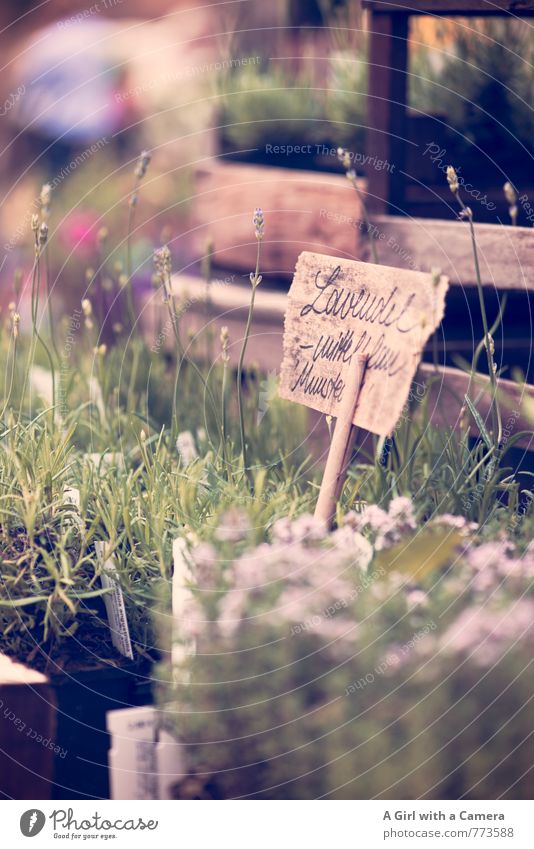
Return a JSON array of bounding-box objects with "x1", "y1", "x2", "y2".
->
[
  {"x1": 237, "y1": 208, "x2": 264, "y2": 487},
  {"x1": 0, "y1": 144, "x2": 532, "y2": 681}
]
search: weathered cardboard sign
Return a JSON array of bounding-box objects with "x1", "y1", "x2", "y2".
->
[{"x1": 279, "y1": 252, "x2": 449, "y2": 436}]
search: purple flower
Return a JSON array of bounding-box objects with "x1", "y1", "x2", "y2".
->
[{"x1": 253, "y1": 207, "x2": 264, "y2": 241}]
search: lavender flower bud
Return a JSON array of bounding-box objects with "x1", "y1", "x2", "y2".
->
[
  {"x1": 81, "y1": 298, "x2": 92, "y2": 317},
  {"x1": 253, "y1": 207, "x2": 264, "y2": 241},
  {"x1": 38, "y1": 222, "x2": 48, "y2": 245},
  {"x1": 337, "y1": 147, "x2": 353, "y2": 171},
  {"x1": 503, "y1": 182, "x2": 518, "y2": 224},
  {"x1": 503, "y1": 181, "x2": 517, "y2": 206},
  {"x1": 154, "y1": 245, "x2": 172, "y2": 278},
  {"x1": 40, "y1": 183, "x2": 52, "y2": 218},
  {"x1": 220, "y1": 325, "x2": 230, "y2": 362},
  {"x1": 446, "y1": 166, "x2": 459, "y2": 194},
  {"x1": 134, "y1": 150, "x2": 151, "y2": 179}
]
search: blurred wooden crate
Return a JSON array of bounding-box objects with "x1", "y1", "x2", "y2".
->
[
  {"x1": 0, "y1": 653, "x2": 56, "y2": 799},
  {"x1": 140, "y1": 271, "x2": 534, "y2": 451},
  {"x1": 192, "y1": 159, "x2": 365, "y2": 278}
]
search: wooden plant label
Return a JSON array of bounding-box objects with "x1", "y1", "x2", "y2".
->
[{"x1": 279, "y1": 252, "x2": 449, "y2": 437}]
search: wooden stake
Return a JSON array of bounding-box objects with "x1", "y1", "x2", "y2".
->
[{"x1": 314, "y1": 354, "x2": 367, "y2": 528}]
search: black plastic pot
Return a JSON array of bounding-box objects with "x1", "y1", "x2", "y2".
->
[{"x1": 49, "y1": 660, "x2": 154, "y2": 800}]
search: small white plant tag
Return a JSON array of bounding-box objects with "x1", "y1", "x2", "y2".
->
[
  {"x1": 95, "y1": 540, "x2": 134, "y2": 660},
  {"x1": 107, "y1": 706, "x2": 184, "y2": 800},
  {"x1": 107, "y1": 706, "x2": 158, "y2": 800}
]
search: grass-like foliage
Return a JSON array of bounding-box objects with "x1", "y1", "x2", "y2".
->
[{"x1": 0, "y1": 149, "x2": 532, "y2": 682}]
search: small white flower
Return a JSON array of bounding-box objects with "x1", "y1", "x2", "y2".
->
[{"x1": 330, "y1": 528, "x2": 373, "y2": 570}]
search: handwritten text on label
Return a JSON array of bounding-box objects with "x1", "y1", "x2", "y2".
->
[{"x1": 279, "y1": 252, "x2": 449, "y2": 436}]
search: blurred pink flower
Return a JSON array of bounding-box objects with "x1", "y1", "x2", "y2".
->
[
  {"x1": 192, "y1": 543, "x2": 218, "y2": 587},
  {"x1": 60, "y1": 210, "x2": 99, "y2": 254},
  {"x1": 441, "y1": 599, "x2": 534, "y2": 666},
  {"x1": 271, "y1": 513, "x2": 326, "y2": 546}
]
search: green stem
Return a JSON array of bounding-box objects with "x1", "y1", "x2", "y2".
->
[
  {"x1": 21, "y1": 245, "x2": 56, "y2": 419},
  {"x1": 221, "y1": 359, "x2": 228, "y2": 471},
  {"x1": 125, "y1": 182, "x2": 141, "y2": 329},
  {"x1": 454, "y1": 190, "x2": 501, "y2": 446},
  {"x1": 45, "y1": 244, "x2": 60, "y2": 365},
  {"x1": 19, "y1": 258, "x2": 39, "y2": 416},
  {"x1": 237, "y1": 240, "x2": 261, "y2": 487},
  {"x1": 203, "y1": 241, "x2": 214, "y2": 368},
  {"x1": 472, "y1": 292, "x2": 508, "y2": 374},
  {"x1": 467, "y1": 215, "x2": 501, "y2": 444},
  {"x1": 127, "y1": 339, "x2": 141, "y2": 413},
  {"x1": 162, "y1": 279, "x2": 183, "y2": 435}
]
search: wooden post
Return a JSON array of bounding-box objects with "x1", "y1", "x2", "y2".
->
[
  {"x1": 314, "y1": 355, "x2": 367, "y2": 528},
  {"x1": 365, "y1": 8, "x2": 409, "y2": 214}
]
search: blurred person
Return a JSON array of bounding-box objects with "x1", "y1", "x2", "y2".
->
[{"x1": 0, "y1": 0, "x2": 233, "y2": 316}]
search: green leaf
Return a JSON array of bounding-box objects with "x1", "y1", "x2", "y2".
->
[
  {"x1": 374, "y1": 529, "x2": 462, "y2": 581},
  {"x1": 0, "y1": 595, "x2": 50, "y2": 607},
  {"x1": 464, "y1": 394, "x2": 492, "y2": 449}
]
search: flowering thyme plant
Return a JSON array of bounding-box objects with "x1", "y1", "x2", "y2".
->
[{"x1": 161, "y1": 498, "x2": 534, "y2": 799}]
